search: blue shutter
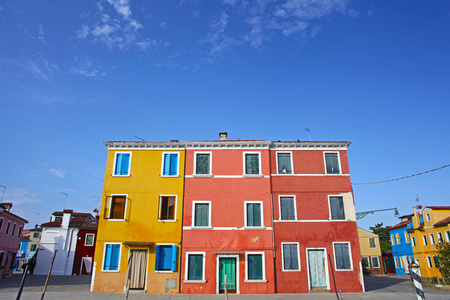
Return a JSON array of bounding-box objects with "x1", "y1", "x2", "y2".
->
[
  {"x1": 163, "y1": 154, "x2": 170, "y2": 175},
  {"x1": 121, "y1": 154, "x2": 130, "y2": 175},
  {"x1": 162, "y1": 246, "x2": 171, "y2": 269},
  {"x1": 170, "y1": 154, "x2": 178, "y2": 175},
  {"x1": 171, "y1": 246, "x2": 177, "y2": 271},
  {"x1": 104, "y1": 244, "x2": 112, "y2": 270},
  {"x1": 115, "y1": 154, "x2": 123, "y2": 175},
  {"x1": 111, "y1": 245, "x2": 120, "y2": 270},
  {"x1": 155, "y1": 245, "x2": 160, "y2": 271}
]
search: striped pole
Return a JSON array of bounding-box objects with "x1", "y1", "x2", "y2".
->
[{"x1": 409, "y1": 263, "x2": 425, "y2": 300}]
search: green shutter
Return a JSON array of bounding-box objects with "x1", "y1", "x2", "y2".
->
[
  {"x1": 188, "y1": 255, "x2": 203, "y2": 280},
  {"x1": 196, "y1": 154, "x2": 210, "y2": 174},
  {"x1": 248, "y1": 254, "x2": 263, "y2": 280}
]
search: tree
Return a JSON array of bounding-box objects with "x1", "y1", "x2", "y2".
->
[
  {"x1": 436, "y1": 241, "x2": 450, "y2": 284},
  {"x1": 370, "y1": 223, "x2": 392, "y2": 252}
]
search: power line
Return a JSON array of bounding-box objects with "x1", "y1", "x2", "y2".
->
[{"x1": 352, "y1": 163, "x2": 450, "y2": 185}]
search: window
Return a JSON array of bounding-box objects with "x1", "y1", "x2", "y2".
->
[
  {"x1": 185, "y1": 252, "x2": 205, "y2": 281},
  {"x1": 371, "y1": 256, "x2": 380, "y2": 268},
  {"x1": 245, "y1": 202, "x2": 263, "y2": 227},
  {"x1": 396, "y1": 233, "x2": 400, "y2": 244},
  {"x1": 369, "y1": 237, "x2": 376, "y2": 248},
  {"x1": 282, "y1": 243, "x2": 299, "y2": 271},
  {"x1": 195, "y1": 152, "x2": 211, "y2": 175},
  {"x1": 426, "y1": 214, "x2": 431, "y2": 221},
  {"x1": 391, "y1": 235, "x2": 395, "y2": 245},
  {"x1": 17, "y1": 226, "x2": 22, "y2": 238},
  {"x1": 106, "y1": 195, "x2": 127, "y2": 220},
  {"x1": 155, "y1": 245, "x2": 177, "y2": 272},
  {"x1": 411, "y1": 236, "x2": 416, "y2": 247},
  {"x1": 400, "y1": 257, "x2": 404, "y2": 268},
  {"x1": 193, "y1": 202, "x2": 210, "y2": 227},
  {"x1": 11, "y1": 224, "x2": 16, "y2": 237},
  {"x1": 55, "y1": 217, "x2": 62, "y2": 221},
  {"x1": 159, "y1": 196, "x2": 176, "y2": 221},
  {"x1": 434, "y1": 256, "x2": 440, "y2": 268},
  {"x1": 405, "y1": 232, "x2": 410, "y2": 243},
  {"x1": 30, "y1": 244, "x2": 37, "y2": 251},
  {"x1": 329, "y1": 196, "x2": 345, "y2": 220},
  {"x1": 113, "y1": 152, "x2": 131, "y2": 176},
  {"x1": 426, "y1": 256, "x2": 433, "y2": 268},
  {"x1": 244, "y1": 153, "x2": 261, "y2": 175},
  {"x1": 0, "y1": 218, "x2": 3, "y2": 233},
  {"x1": 279, "y1": 196, "x2": 296, "y2": 220},
  {"x1": 162, "y1": 153, "x2": 179, "y2": 176},
  {"x1": 394, "y1": 257, "x2": 399, "y2": 268},
  {"x1": 103, "y1": 244, "x2": 121, "y2": 271},
  {"x1": 325, "y1": 152, "x2": 340, "y2": 174},
  {"x1": 446, "y1": 230, "x2": 450, "y2": 243},
  {"x1": 277, "y1": 152, "x2": 292, "y2": 174},
  {"x1": 246, "y1": 253, "x2": 265, "y2": 281},
  {"x1": 0, "y1": 252, "x2": 3, "y2": 267},
  {"x1": 362, "y1": 256, "x2": 370, "y2": 268},
  {"x1": 334, "y1": 243, "x2": 352, "y2": 270},
  {"x1": 85, "y1": 234, "x2": 95, "y2": 246},
  {"x1": 5, "y1": 221, "x2": 10, "y2": 236},
  {"x1": 430, "y1": 233, "x2": 436, "y2": 245},
  {"x1": 33, "y1": 232, "x2": 39, "y2": 238},
  {"x1": 437, "y1": 232, "x2": 443, "y2": 243},
  {"x1": 422, "y1": 234, "x2": 428, "y2": 246}
]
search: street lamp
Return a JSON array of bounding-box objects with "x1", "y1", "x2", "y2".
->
[{"x1": 356, "y1": 207, "x2": 400, "y2": 220}]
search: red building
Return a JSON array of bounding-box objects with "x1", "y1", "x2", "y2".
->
[
  {"x1": 73, "y1": 217, "x2": 98, "y2": 275},
  {"x1": 271, "y1": 141, "x2": 363, "y2": 293},
  {"x1": 180, "y1": 134, "x2": 275, "y2": 294}
]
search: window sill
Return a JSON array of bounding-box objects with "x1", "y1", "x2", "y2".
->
[
  {"x1": 158, "y1": 219, "x2": 177, "y2": 223},
  {"x1": 335, "y1": 269, "x2": 352, "y2": 271},
  {"x1": 112, "y1": 175, "x2": 131, "y2": 177},
  {"x1": 242, "y1": 174, "x2": 264, "y2": 178},
  {"x1": 183, "y1": 280, "x2": 207, "y2": 283},
  {"x1": 155, "y1": 270, "x2": 175, "y2": 273},
  {"x1": 243, "y1": 226, "x2": 266, "y2": 230},
  {"x1": 281, "y1": 269, "x2": 301, "y2": 272},
  {"x1": 190, "y1": 226, "x2": 212, "y2": 229},
  {"x1": 276, "y1": 173, "x2": 293, "y2": 176},
  {"x1": 102, "y1": 270, "x2": 120, "y2": 273},
  {"x1": 278, "y1": 219, "x2": 297, "y2": 222},
  {"x1": 161, "y1": 175, "x2": 180, "y2": 178},
  {"x1": 192, "y1": 174, "x2": 213, "y2": 178},
  {"x1": 324, "y1": 173, "x2": 342, "y2": 176},
  {"x1": 244, "y1": 279, "x2": 267, "y2": 283},
  {"x1": 106, "y1": 219, "x2": 127, "y2": 222}
]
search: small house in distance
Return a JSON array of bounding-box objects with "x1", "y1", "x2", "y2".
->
[{"x1": 358, "y1": 228, "x2": 385, "y2": 275}]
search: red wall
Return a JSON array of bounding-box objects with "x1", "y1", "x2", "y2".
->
[{"x1": 73, "y1": 229, "x2": 97, "y2": 275}]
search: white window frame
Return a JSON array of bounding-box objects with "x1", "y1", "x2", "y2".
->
[
  {"x1": 106, "y1": 194, "x2": 128, "y2": 221},
  {"x1": 17, "y1": 226, "x2": 22, "y2": 238},
  {"x1": 400, "y1": 257, "x2": 404, "y2": 268},
  {"x1": 426, "y1": 213, "x2": 431, "y2": 221},
  {"x1": 161, "y1": 152, "x2": 181, "y2": 177},
  {"x1": 154, "y1": 243, "x2": 176, "y2": 273},
  {"x1": 405, "y1": 232, "x2": 410, "y2": 243},
  {"x1": 332, "y1": 241, "x2": 353, "y2": 271},
  {"x1": 426, "y1": 256, "x2": 433, "y2": 268},
  {"x1": 391, "y1": 234, "x2": 395, "y2": 245},
  {"x1": 429, "y1": 233, "x2": 435, "y2": 245},
  {"x1": 445, "y1": 230, "x2": 450, "y2": 243},
  {"x1": 0, "y1": 217, "x2": 3, "y2": 234},
  {"x1": 85, "y1": 233, "x2": 95, "y2": 246},
  {"x1": 276, "y1": 151, "x2": 294, "y2": 175},
  {"x1": 158, "y1": 195, "x2": 177, "y2": 222},
  {"x1": 368, "y1": 237, "x2": 377, "y2": 249},
  {"x1": 306, "y1": 248, "x2": 331, "y2": 291},
  {"x1": 11, "y1": 223, "x2": 16, "y2": 237},
  {"x1": 323, "y1": 151, "x2": 342, "y2": 175},
  {"x1": 184, "y1": 252, "x2": 206, "y2": 283},
  {"x1": 244, "y1": 201, "x2": 264, "y2": 228},
  {"x1": 422, "y1": 234, "x2": 428, "y2": 246},
  {"x1": 244, "y1": 251, "x2": 267, "y2": 282},
  {"x1": 411, "y1": 236, "x2": 416, "y2": 247},
  {"x1": 101, "y1": 242, "x2": 122, "y2": 272},
  {"x1": 371, "y1": 256, "x2": 380, "y2": 268},
  {"x1": 281, "y1": 242, "x2": 300, "y2": 272},
  {"x1": 192, "y1": 201, "x2": 211, "y2": 228},
  {"x1": 278, "y1": 195, "x2": 297, "y2": 221},
  {"x1": 193, "y1": 152, "x2": 212, "y2": 176},
  {"x1": 328, "y1": 195, "x2": 346, "y2": 221},
  {"x1": 112, "y1": 151, "x2": 132, "y2": 177},
  {"x1": 394, "y1": 257, "x2": 399, "y2": 268},
  {"x1": 362, "y1": 256, "x2": 370, "y2": 268},
  {"x1": 243, "y1": 152, "x2": 262, "y2": 176},
  {"x1": 396, "y1": 233, "x2": 400, "y2": 244},
  {"x1": 437, "y1": 232, "x2": 443, "y2": 243},
  {"x1": 5, "y1": 221, "x2": 11, "y2": 236}
]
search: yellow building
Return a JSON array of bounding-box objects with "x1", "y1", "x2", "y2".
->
[
  {"x1": 358, "y1": 228, "x2": 385, "y2": 275},
  {"x1": 92, "y1": 141, "x2": 185, "y2": 293},
  {"x1": 408, "y1": 206, "x2": 450, "y2": 281}
]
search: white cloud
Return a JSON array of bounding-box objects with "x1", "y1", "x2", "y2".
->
[
  {"x1": 50, "y1": 168, "x2": 65, "y2": 178},
  {"x1": 159, "y1": 21, "x2": 167, "y2": 29},
  {"x1": 70, "y1": 57, "x2": 107, "y2": 77},
  {"x1": 3, "y1": 188, "x2": 42, "y2": 205},
  {"x1": 4, "y1": 58, "x2": 59, "y2": 80},
  {"x1": 37, "y1": 24, "x2": 46, "y2": 44},
  {"x1": 203, "y1": 12, "x2": 237, "y2": 55},
  {"x1": 107, "y1": 0, "x2": 132, "y2": 20}
]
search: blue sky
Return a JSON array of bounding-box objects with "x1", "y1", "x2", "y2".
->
[{"x1": 1, "y1": 0, "x2": 449, "y2": 230}]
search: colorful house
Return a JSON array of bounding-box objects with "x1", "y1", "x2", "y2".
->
[
  {"x1": 0, "y1": 202, "x2": 28, "y2": 278},
  {"x1": 271, "y1": 141, "x2": 363, "y2": 293},
  {"x1": 92, "y1": 142, "x2": 185, "y2": 293},
  {"x1": 408, "y1": 206, "x2": 450, "y2": 281},
  {"x1": 358, "y1": 228, "x2": 385, "y2": 275},
  {"x1": 388, "y1": 214, "x2": 414, "y2": 275}
]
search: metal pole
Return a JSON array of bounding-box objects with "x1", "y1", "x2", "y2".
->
[
  {"x1": 41, "y1": 250, "x2": 57, "y2": 300},
  {"x1": 224, "y1": 274, "x2": 228, "y2": 300},
  {"x1": 410, "y1": 263, "x2": 426, "y2": 300},
  {"x1": 328, "y1": 254, "x2": 340, "y2": 300},
  {"x1": 15, "y1": 264, "x2": 29, "y2": 300},
  {"x1": 0, "y1": 185, "x2": 6, "y2": 203}
]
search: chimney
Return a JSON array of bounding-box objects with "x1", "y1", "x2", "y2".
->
[
  {"x1": 35, "y1": 224, "x2": 39, "y2": 229},
  {"x1": 1, "y1": 202, "x2": 13, "y2": 211},
  {"x1": 62, "y1": 209, "x2": 73, "y2": 229},
  {"x1": 219, "y1": 132, "x2": 228, "y2": 141}
]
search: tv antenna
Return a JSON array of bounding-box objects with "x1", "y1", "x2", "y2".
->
[
  {"x1": 135, "y1": 136, "x2": 145, "y2": 141},
  {"x1": 304, "y1": 128, "x2": 311, "y2": 141}
]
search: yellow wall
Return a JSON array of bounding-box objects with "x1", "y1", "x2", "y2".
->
[
  {"x1": 358, "y1": 228, "x2": 382, "y2": 257},
  {"x1": 93, "y1": 149, "x2": 185, "y2": 293}
]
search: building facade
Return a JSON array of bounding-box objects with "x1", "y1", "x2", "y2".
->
[
  {"x1": 92, "y1": 143, "x2": 185, "y2": 293},
  {"x1": 389, "y1": 214, "x2": 414, "y2": 275},
  {"x1": 358, "y1": 228, "x2": 384, "y2": 275}
]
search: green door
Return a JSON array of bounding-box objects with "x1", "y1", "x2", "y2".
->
[
  {"x1": 219, "y1": 257, "x2": 236, "y2": 293},
  {"x1": 308, "y1": 250, "x2": 327, "y2": 289}
]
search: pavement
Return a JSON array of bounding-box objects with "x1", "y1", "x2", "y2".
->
[{"x1": 0, "y1": 273, "x2": 449, "y2": 300}]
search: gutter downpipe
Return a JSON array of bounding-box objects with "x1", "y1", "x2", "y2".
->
[
  {"x1": 178, "y1": 145, "x2": 187, "y2": 294},
  {"x1": 269, "y1": 142, "x2": 277, "y2": 294}
]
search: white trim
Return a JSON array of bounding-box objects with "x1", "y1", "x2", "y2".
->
[
  {"x1": 243, "y1": 152, "x2": 262, "y2": 176},
  {"x1": 445, "y1": 230, "x2": 450, "y2": 243},
  {"x1": 328, "y1": 195, "x2": 346, "y2": 221},
  {"x1": 278, "y1": 195, "x2": 297, "y2": 221},
  {"x1": 405, "y1": 232, "x2": 410, "y2": 243},
  {"x1": 332, "y1": 241, "x2": 353, "y2": 271},
  {"x1": 183, "y1": 226, "x2": 272, "y2": 230},
  {"x1": 281, "y1": 242, "x2": 300, "y2": 272},
  {"x1": 107, "y1": 194, "x2": 128, "y2": 221},
  {"x1": 244, "y1": 201, "x2": 264, "y2": 228},
  {"x1": 216, "y1": 254, "x2": 240, "y2": 294},
  {"x1": 274, "y1": 219, "x2": 354, "y2": 223},
  {"x1": 306, "y1": 248, "x2": 330, "y2": 291},
  {"x1": 390, "y1": 234, "x2": 395, "y2": 245},
  {"x1": 396, "y1": 233, "x2": 400, "y2": 244},
  {"x1": 271, "y1": 173, "x2": 350, "y2": 177},
  {"x1": 192, "y1": 201, "x2": 211, "y2": 227},
  {"x1": 158, "y1": 195, "x2": 177, "y2": 222},
  {"x1": 161, "y1": 152, "x2": 181, "y2": 177},
  {"x1": 85, "y1": 233, "x2": 95, "y2": 246},
  {"x1": 5, "y1": 221, "x2": 11, "y2": 236},
  {"x1": 429, "y1": 233, "x2": 435, "y2": 245},
  {"x1": 426, "y1": 213, "x2": 431, "y2": 221},
  {"x1": 362, "y1": 256, "x2": 370, "y2": 268},
  {"x1": 186, "y1": 175, "x2": 270, "y2": 178},
  {"x1": 101, "y1": 242, "x2": 122, "y2": 272},
  {"x1": 244, "y1": 252, "x2": 266, "y2": 282},
  {"x1": 276, "y1": 151, "x2": 293, "y2": 175},
  {"x1": 437, "y1": 232, "x2": 443, "y2": 243},
  {"x1": 370, "y1": 256, "x2": 380, "y2": 268},
  {"x1": 194, "y1": 151, "x2": 212, "y2": 175},
  {"x1": 323, "y1": 151, "x2": 342, "y2": 175},
  {"x1": 112, "y1": 151, "x2": 132, "y2": 177},
  {"x1": 422, "y1": 234, "x2": 428, "y2": 246},
  {"x1": 368, "y1": 237, "x2": 377, "y2": 249},
  {"x1": 184, "y1": 252, "x2": 206, "y2": 282},
  {"x1": 426, "y1": 256, "x2": 433, "y2": 268},
  {"x1": 394, "y1": 257, "x2": 399, "y2": 268}
]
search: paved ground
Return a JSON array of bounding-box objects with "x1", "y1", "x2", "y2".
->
[{"x1": 0, "y1": 273, "x2": 448, "y2": 300}]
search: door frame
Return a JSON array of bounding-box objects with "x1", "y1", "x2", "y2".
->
[
  {"x1": 216, "y1": 255, "x2": 239, "y2": 294},
  {"x1": 306, "y1": 248, "x2": 330, "y2": 291},
  {"x1": 126, "y1": 248, "x2": 149, "y2": 291}
]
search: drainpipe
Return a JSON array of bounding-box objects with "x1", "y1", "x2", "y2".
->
[
  {"x1": 269, "y1": 142, "x2": 277, "y2": 293},
  {"x1": 178, "y1": 144, "x2": 187, "y2": 294}
]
